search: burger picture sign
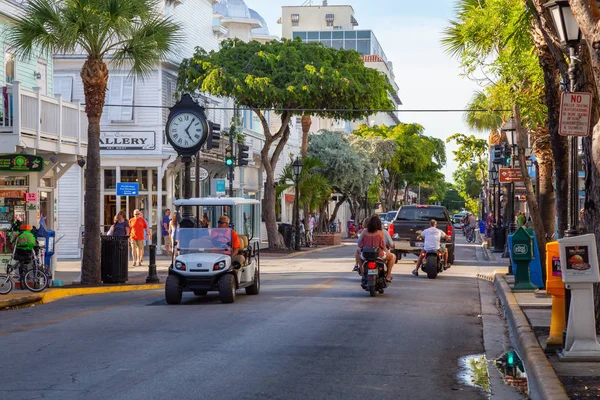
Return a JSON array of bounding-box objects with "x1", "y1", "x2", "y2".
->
[{"x1": 559, "y1": 234, "x2": 600, "y2": 283}]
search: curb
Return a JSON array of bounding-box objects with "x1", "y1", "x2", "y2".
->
[
  {"x1": 1, "y1": 283, "x2": 163, "y2": 310},
  {"x1": 494, "y1": 273, "x2": 568, "y2": 400}
]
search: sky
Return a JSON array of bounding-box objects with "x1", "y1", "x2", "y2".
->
[{"x1": 244, "y1": 0, "x2": 486, "y2": 183}]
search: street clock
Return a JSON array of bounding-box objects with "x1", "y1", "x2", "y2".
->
[{"x1": 165, "y1": 94, "x2": 209, "y2": 156}]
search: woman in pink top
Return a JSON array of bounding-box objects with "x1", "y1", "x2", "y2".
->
[{"x1": 358, "y1": 215, "x2": 392, "y2": 281}]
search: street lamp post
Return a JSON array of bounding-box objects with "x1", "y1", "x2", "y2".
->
[
  {"x1": 292, "y1": 158, "x2": 303, "y2": 251},
  {"x1": 546, "y1": 0, "x2": 586, "y2": 352},
  {"x1": 546, "y1": 0, "x2": 581, "y2": 237},
  {"x1": 502, "y1": 118, "x2": 517, "y2": 259},
  {"x1": 489, "y1": 166, "x2": 502, "y2": 252}
]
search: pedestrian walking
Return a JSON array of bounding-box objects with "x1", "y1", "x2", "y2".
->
[
  {"x1": 112, "y1": 210, "x2": 129, "y2": 237},
  {"x1": 129, "y1": 209, "x2": 150, "y2": 266},
  {"x1": 162, "y1": 209, "x2": 172, "y2": 256},
  {"x1": 517, "y1": 212, "x2": 526, "y2": 226}
]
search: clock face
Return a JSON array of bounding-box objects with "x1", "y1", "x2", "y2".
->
[{"x1": 167, "y1": 112, "x2": 206, "y2": 150}]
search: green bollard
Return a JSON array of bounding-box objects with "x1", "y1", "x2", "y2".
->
[{"x1": 511, "y1": 227, "x2": 537, "y2": 291}]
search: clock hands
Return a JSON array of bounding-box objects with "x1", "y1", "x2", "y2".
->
[{"x1": 184, "y1": 118, "x2": 195, "y2": 142}]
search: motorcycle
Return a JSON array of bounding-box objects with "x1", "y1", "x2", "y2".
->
[
  {"x1": 420, "y1": 247, "x2": 446, "y2": 279},
  {"x1": 360, "y1": 247, "x2": 388, "y2": 297}
]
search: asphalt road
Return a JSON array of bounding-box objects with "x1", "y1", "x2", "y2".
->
[{"x1": 1, "y1": 236, "x2": 490, "y2": 400}]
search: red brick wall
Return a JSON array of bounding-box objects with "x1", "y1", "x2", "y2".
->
[{"x1": 314, "y1": 233, "x2": 342, "y2": 246}]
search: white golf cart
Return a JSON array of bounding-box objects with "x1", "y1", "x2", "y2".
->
[{"x1": 165, "y1": 197, "x2": 261, "y2": 304}]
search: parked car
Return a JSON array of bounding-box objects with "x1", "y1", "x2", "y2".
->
[{"x1": 388, "y1": 205, "x2": 455, "y2": 264}]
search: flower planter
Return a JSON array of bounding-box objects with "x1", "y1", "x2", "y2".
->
[{"x1": 313, "y1": 232, "x2": 342, "y2": 246}]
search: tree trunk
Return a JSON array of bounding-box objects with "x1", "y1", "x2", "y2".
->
[
  {"x1": 80, "y1": 57, "x2": 108, "y2": 285},
  {"x1": 537, "y1": 150, "x2": 556, "y2": 237},
  {"x1": 329, "y1": 195, "x2": 347, "y2": 225},
  {"x1": 301, "y1": 114, "x2": 311, "y2": 158},
  {"x1": 514, "y1": 106, "x2": 547, "y2": 269}
]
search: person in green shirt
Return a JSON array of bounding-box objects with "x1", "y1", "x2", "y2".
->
[{"x1": 517, "y1": 212, "x2": 526, "y2": 226}]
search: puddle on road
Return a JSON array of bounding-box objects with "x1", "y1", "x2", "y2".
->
[
  {"x1": 457, "y1": 352, "x2": 529, "y2": 399},
  {"x1": 458, "y1": 354, "x2": 491, "y2": 397}
]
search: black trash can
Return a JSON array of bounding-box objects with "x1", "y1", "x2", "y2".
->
[
  {"x1": 101, "y1": 235, "x2": 129, "y2": 283},
  {"x1": 493, "y1": 226, "x2": 506, "y2": 253},
  {"x1": 278, "y1": 223, "x2": 293, "y2": 248}
]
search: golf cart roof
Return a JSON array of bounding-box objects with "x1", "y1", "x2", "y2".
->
[{"x1": 173, "y1": 197, "x2": 261, "y2": 207}]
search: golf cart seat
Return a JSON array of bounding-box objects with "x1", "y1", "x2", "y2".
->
[{"x1": 238, "y1": 235, "x2": 249, "y2": 249}]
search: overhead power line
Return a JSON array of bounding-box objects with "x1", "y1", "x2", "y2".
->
[{"x1": 95, "y1": 104, "x2": 509, "y2": 113}]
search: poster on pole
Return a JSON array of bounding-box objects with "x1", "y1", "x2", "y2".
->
[{"x1": 559, "y1": 92, "x2": 592, "y2": 137}]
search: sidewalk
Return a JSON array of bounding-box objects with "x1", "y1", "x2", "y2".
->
[{"x1": 494, "y1": 273, "x2": 600, "y2": 399}]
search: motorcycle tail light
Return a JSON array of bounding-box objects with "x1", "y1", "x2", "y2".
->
[
  {"x1": 446, "y1": 224, "x2": 453, "y2": 239},
  {"x1": 388, "y1": 223, "x2": 394, "y2": 237},
  {"x1": 367, "y1": 261, "x2": 377, "y2": 269}
]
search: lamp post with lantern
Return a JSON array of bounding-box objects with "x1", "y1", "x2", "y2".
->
[
  {"x1": 292, "y1": 158, "x2": 304, "y2": 251},
  {"x1": 545, "y1": 0, "x2": 583, "y2": 238}
]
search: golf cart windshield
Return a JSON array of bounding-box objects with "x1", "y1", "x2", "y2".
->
[{"x1": 176, "y1": 228, "x2": 232, "y2": 253}]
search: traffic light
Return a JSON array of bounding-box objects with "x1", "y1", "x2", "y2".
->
[
  {"x1": 504, "y1": 144, "x2": 512, "y2": 166},
  {"x1": 491, "y1": 144, "x2": 504, "y2": 164},
  {"x1": 207, "y1": 122, "x2": 221, "y2": 150},
  {"x1": 225, "y1": 145, "x2": 234, "y2": 167},
  {"x1": 237, "y1": 143, "x2": 249, "y2": 166}
]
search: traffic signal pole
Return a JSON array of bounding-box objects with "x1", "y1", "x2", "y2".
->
[{"x1": 228, "y1": 125, "x2": 234, "y2": 198}]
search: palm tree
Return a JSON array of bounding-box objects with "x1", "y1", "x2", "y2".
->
[{"x1": 7, "y1": 0, "x2": 180, "y2": 284}]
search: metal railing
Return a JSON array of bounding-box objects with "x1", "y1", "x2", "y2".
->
[{"x1": 0, "y1": 81, "x2": 88, "y2": 153}]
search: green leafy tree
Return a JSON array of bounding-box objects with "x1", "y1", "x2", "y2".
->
[
  {"x1": 442, "y1": 187, "x2": 468, "y2": 215},
  {"x1": 177, "y1": 38, "x2": 392, "y2": 249},
  {"x1": 353, "y1": 123, "x2": 446, "y2": 206},
  {"x1": 308, "y1": 131, "x2": 375, "y2": 225},
  {"x1": 7, "y1": 0, "x2": 180, "y2": 284}
]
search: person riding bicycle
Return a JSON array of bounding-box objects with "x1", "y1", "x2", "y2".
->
[
  {"x1": 412, "y1": 219, "x2": 449, "y2": 277},
  {"x1": 465, "y1": 212, "x2": 477, "y2": 241}
]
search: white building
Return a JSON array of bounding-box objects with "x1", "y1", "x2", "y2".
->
[
  {"x1": 280, "y1": 2, "x2": 401, "y2": 131},
  {"x1": 54, "y1": 0, "x2": 300, "y2": 258}
]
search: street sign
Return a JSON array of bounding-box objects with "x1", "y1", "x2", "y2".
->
[
  {"x1": 559, "y1": 92, "x2": 592, "y2": 137},
  {"x1": 116, "y1": 182, "x2": 139, "y2": 196},
  {"x1": 499, "y1": 168, "x2": 524, "y2": 183},
  {"x1": 215, "y1": 179, "x2": 226, "y2": 196},
  {"x1": 198, "y1": 167, "x2": 209, "y2": 181}
]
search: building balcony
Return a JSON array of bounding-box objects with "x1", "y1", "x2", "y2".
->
[{"x1": 0, "y1": 81, "x2": 88, "y2": 156}]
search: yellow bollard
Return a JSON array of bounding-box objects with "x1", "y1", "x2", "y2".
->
[{"x1": 546, "y1": 241, "x2": 565, "y2": 350}]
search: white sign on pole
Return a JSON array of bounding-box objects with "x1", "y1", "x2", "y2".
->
[{"x1": 559, "y1": 92, "x2": 592, "y2": 137}]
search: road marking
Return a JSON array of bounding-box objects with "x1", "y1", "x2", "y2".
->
[
  {"x1": 0, "y1": 292, "x2": 160, "y2": 337},
  {"x1": 299, "y1": 278, "x2": 335, "y2": 294},
  {"x1": 299, "y1": 278, "x2": 340, "y2": 295}
]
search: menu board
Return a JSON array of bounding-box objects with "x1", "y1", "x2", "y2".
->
[{"x1": 559, "y1": 234, "x2": 600, "y2": 283}]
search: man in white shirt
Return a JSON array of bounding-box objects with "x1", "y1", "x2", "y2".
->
[
  {"x1": 412, "y1": 219, "x2": 448, "y2": 276},
  {"x1": 308, "y1": 213, "x2": 315, "y2": 232}
]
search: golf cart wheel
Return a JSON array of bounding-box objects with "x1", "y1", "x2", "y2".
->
[
  {"x1": 165, "y1": 275, "x2": 182, "y2": 305},
  {"x1": 245, "y1": 267, "x2": 260, "y2": 295},
  {"x1": 193, "y1": 290, "x2": 207, "y2": 296},
  {"x1": 219, "y1": 274, "x2": 236, "y2": 304}
]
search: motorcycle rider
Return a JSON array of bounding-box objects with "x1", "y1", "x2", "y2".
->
[
  {"x1": 412, "y1": 219, "x2": 449, "y2": 277},
  {"x1": 355, "y1": 215, "x2": 395, "y2": 282}
]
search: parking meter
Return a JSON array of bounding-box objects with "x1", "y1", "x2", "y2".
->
[{"x1": 511, "y1": 227, "x2": 537, "y2": 290}]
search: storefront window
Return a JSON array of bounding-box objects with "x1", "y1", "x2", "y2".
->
[
  {"x1": 120, "y1": 169, "x2": 148, "y2": 191},
  {"x1": 104, "y1": 169, "x2": 117, "y2": 190},
  {"x1": 152, "y1": 169, "x2": 158, "y2": 191}
]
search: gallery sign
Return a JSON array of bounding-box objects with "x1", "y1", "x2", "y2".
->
[
  {"x1": 100, "y1": 131, "x2": 156, "y2": 150},
  {"x1": 0, "y1": 154, "x2": 44, "y2": 172}
]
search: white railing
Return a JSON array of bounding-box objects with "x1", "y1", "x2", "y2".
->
[{"x1": 0, "y1": 81, "x2": 88, "y2": 153}]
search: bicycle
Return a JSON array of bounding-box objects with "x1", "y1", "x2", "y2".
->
[
  {"x1": 465, "y1": 226, "x2": 476, "y2": 243},
  {"x1": 0, "y1": 223, "x2": 48, "y2": 295}
]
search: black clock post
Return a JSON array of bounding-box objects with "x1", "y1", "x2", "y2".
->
[{"x1": 165, "y1": 94, "x2": 210, "y2": 221}]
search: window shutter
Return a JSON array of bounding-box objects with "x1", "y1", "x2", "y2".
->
[
  {"x1": 106, "y1": 76, "x2": 123, "y2": 121},
  {"x1": 120, "y1": 76, "x2": 134, "y2": 120},
  {"x1": 53, "y1": 76, "x2": 73, "y2": 101}
]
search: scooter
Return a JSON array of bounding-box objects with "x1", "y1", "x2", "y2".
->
[{"x1": 360, "y1": 247, "x2": 388, "y2": 297}]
